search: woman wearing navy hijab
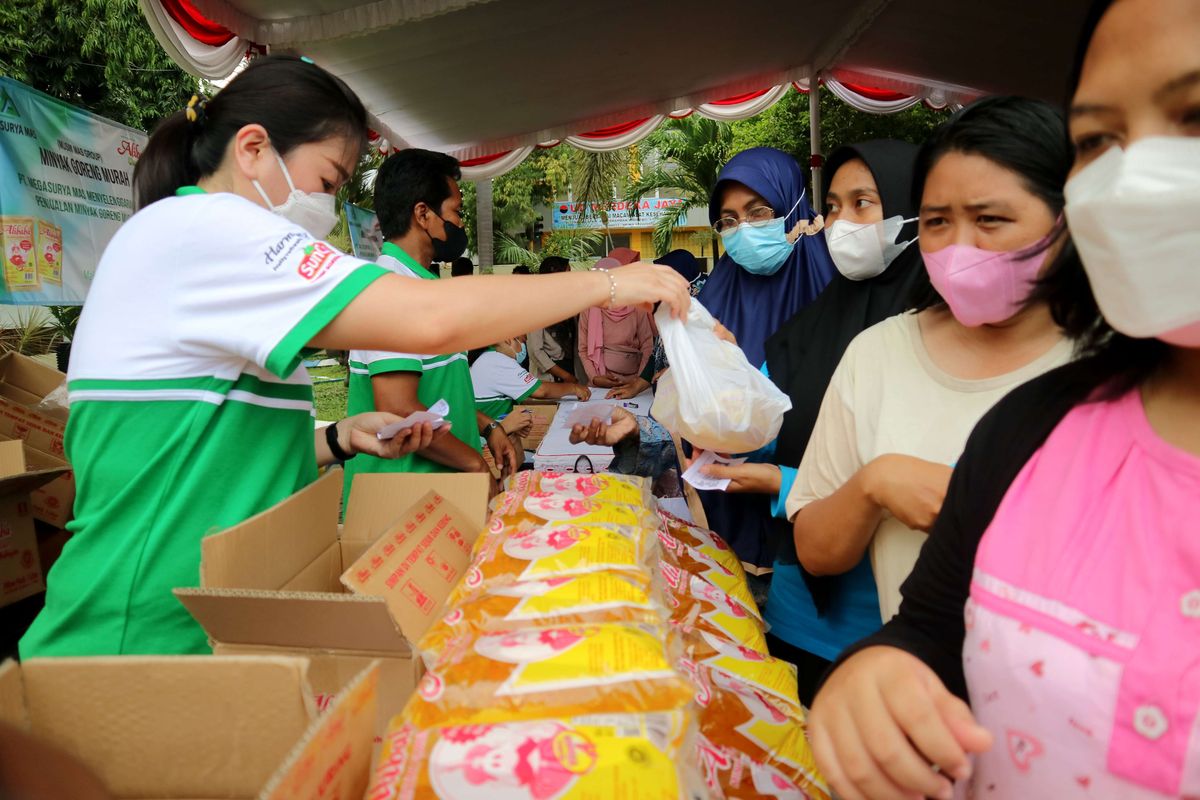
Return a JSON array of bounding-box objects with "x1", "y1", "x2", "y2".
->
[
  {"x1": 695, "y1": 147, "x2": 835, "y2": 575},
  {"x1": 698, "y1": 147, "x2": 835, "y2": 367}
]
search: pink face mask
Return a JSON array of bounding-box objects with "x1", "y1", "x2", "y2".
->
[{"x1": 922, "y1": 240, "x2": 1050, "y2": 327}]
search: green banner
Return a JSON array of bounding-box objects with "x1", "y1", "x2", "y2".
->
[{"x1": 0, "y1": 77, "x2": 147, "y2": 304}]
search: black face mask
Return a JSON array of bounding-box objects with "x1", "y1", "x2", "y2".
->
[{"x1": 430, "y1": 214, "x2": 468, "y2": 263}]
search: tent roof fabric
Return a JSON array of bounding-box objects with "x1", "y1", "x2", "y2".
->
[{"x1": 174, "y1": 0, "x2": 1092, "y2": 161}]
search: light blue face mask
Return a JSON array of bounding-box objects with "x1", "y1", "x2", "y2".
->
[
  {"x1": 720, "y1": 196, "x2": 805, "y2": 276},
  {"x1": 515, "y1": 343, "x2": 527, "y2": 365}
]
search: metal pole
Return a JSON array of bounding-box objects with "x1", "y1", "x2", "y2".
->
[
  {"x1": 477, "y1": 177, "x2": 494, "y2": 271},
  {"x1": 809, "y1": 71, "x2": 824, "y2": 212}
]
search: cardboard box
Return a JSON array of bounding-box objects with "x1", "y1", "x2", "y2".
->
[
  {"x1": 0, "y1": 351, "x2": 72, "y2": 526},
  {"x1": 0, "y1": 439, "x2": 68, "y2": 608},
  {"x1": 0, "y1": 350, "x2": 68, "y2": 421},
  {"x1": 175, "y1": 468, "x2": 488, "y2": 738},
  {"x1": 0, "y1": 432, "x2": 74, "y2": 527},
  {"x1": 0, "y1": 655, "x2": 379, "y2": 800}
]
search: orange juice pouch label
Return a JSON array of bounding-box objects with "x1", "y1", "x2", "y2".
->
[
  {"x1": 369, "y1": 711, "x2": 699, "y2": 800},
  {"x1": 1, "y1": 217, "x2": 39, "y2": 290},
  {"x1": 35, "y1": 220, "x2": 62, "y2": 283}
]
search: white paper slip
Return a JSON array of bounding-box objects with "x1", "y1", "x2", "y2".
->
[
  {"x1": 682, "y1": 449, "x2": 747, "y2": 491},
  {"x1": 376, "y1": 398, "x2": 450, "y2": 440},
  {"x1": 565, "y1": 403, "x2": 617, "y2": 428}
]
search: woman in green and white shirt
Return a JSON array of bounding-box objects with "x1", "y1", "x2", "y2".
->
[{"x1": 20, "y1": 56, "x2": 688, "y2": 658}]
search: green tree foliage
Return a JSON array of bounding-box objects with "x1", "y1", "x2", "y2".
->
[
  {"x1": 626, "y1": 116, "x2": 735, "y2": 257},
  {"x1": 731, "y1": 90, "x2": 950, "y2": 185},
  {"x1": 0, "y1": 0, "x2": 199, "y2": 131}
]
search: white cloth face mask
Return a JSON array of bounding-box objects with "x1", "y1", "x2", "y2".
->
[
  {"x1": 252, "y1": 148, "x2": 339, "y2": 239},
  {"x1": 825, "y1": 215, "x2": 917, "y2": 281},
  {"x1": 1065, "y1": 136, "x2": 1200, "y2": 345}
]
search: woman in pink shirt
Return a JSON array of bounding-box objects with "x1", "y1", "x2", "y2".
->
[
  {"x1": 809, "y1": 1, "x2": 1200, "y2": 798},
  {"x1": 578, "y1": 250, "x2": 655, "y2": 387}
]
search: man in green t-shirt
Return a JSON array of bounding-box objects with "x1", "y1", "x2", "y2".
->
[{"x1": 343, "y1": 149, "x2": 518, "y2": 505}]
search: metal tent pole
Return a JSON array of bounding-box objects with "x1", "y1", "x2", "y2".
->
[
  {"x1": 809, "y1": 71, "x2": 824, "y2": 212},
  {"x1": 477, "y1": 177, "x2": 494, "y2": 271}
]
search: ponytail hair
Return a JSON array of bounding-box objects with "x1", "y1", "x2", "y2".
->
[{"x1": 133, "y1": 55, "x2": 369, "y2": 210}]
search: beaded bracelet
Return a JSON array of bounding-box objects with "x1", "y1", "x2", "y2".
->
[{"x1": 593, "y1": 268, "x2": 617, "y2": 308}]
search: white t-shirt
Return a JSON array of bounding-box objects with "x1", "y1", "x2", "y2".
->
[
  {"x1": 784, "y1": 312, "x2": 1074, "y2": 621},
  {"x1": 470, "y1": 350, "x2": 541, "y2": 419}
]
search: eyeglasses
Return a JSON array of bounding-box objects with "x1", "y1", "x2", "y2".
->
[{"x1": 713, "y1": 205, "x2": 777, "y2": 236}]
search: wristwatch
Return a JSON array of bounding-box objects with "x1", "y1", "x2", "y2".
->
[{"x1": 482, "y1": 419, "x2": 502, "y2": 437}]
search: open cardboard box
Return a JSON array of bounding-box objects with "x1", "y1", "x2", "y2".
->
[
  {"x1": 175, "y1": 468, "x2": 488, "y2": 739},
  {"x1": 0, "y1": 655, "x2": 379, "y2": 800},
  {"x1": 0, "y1": 352, "x2": 73, "y2": 527},
  {"x1": 0, "y1": 439, "x2": 69, "y2": 608},
  {"x1": 0, "y1": 431, "x2": 74, "y2": 528}
]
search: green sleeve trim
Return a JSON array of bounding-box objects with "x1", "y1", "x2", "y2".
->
[
  {"x1": 515, "y1": 380, "x2": 542, "y2": 403},
  {"x1": 266, "y1": 264, "x2": 389, "y2": 378},
  {"x1": 368, "y1": 357, "x2": 422, "y2": 376}
]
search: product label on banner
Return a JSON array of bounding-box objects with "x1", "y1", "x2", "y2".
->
[
  {"x1": 345, "y1": 202, "x2": 383, "y2": 261},
  {"x1": 0, "y1": 78, "x2": 146, "y2": 304}
]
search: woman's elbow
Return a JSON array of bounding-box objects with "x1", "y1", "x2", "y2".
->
[{"x1": 794, "y1": 523, "x2": 856, "y2": 576}]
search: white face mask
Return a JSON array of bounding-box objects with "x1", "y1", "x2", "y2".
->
[
  {"x1": 1065, "y1": 137, "x2": 1200, "y2": 346},
  {"x1": 824, "y1": 215, "x2": 916, "y2": 281},
  {"x1": 252, "y1": 148, "x2": 339, "y2": 239}
]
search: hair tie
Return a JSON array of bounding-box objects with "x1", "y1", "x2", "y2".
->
[{"x1": 184, "y1": 94, "x2": 208, "y2": 125}]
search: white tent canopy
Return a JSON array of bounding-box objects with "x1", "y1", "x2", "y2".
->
[{"x1": 147, "y1": 0, "x2": 1094, "y2": 164}]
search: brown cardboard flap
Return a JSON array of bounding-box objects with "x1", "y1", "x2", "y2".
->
[
  {"x1": 0, "y1": 439, "x2": 24, "y2": 478},
  {"x1": 0, "y1": 352, "x2": 66, "y2": 401},
  {"x1": 175, "y1": 588, "x2": 413, "y2": 655},
  {"x1": 340, "y1": 491, "x2": 477, "y2": 642},
  {"x1": 260, "y1": 662, "x2": 378, "y2": 800},
  {"x1": 281, "y1": 542, "x2": 344, "y2": 592},
  {"x1": 0, "y1": 659, "x2": 27, "y2": 729},
  {"x1": 343, "y1": 471, "x2": 488, "y2": 544},
  {"x1": 0, "y1": 464, "x2": 68, "y2": 499},
  {"x1": 200, "y1": 470, "x2": 342, "y2": 590},
  {"x1": 17, "y1": 656, "x2": 316, "y2": 799}
]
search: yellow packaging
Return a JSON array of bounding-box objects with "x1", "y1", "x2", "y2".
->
[
  {"x1": 404, "y1": 622, "x2": 695, "y2": 728},
  {"x1": 418, "y1": 571, "x2": 664, "y2": 665},
  {"x1": 664, "y1": 568, "x2": 769, "y2": 655},
  {"x1": 658, "y1": 511, "x2": 746, "y2": 584},
  {"x1": 658, "y1": 530, "x2": 761, "y2": 621},
  {"x1": 682, "y1": 629, "x2": 800, "y2": 713},
  {"x1": 682, "y1": 661, "x2": 829, "y2": 800},
  {"x1": 1, "y1": 217, "x2": 40, "y2": 291},
  {"x1": 453, "y1": 519, "x2": 656, "y2": 602},
  {"x1": 489, "y1": 489, "x2": 664, "y2": 530},
  {"x1": 35, "y1": 219, "x2": 62, "y2": 285},
  {"x1": 368, "y1": 711, "x2": 704, "y2": 800},
  {"x1": 505, "y1": 470, "x2": 654, "y2": 507}
]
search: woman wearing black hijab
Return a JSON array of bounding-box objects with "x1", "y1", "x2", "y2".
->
[{"x1": 703, "y1": 140, "x2": 925, "y2": 704}]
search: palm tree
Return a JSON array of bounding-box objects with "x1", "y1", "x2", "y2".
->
[
  {"x1": 625, "y1": 116, "x2": 735, "y2": 258},
  {"x1": 569, "y1": 148, "x2": 629, "y2": 252}
]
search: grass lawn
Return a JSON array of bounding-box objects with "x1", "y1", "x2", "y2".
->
[{"x1": 309, "y1": 363, "x2": 349, "y2": 422}]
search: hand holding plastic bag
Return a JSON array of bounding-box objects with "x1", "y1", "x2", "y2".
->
[{"x1": 651, "y1": 302, "x2": 791, "y2": 452}]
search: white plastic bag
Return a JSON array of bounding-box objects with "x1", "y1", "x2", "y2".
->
[{"x1": 651, "y1": 302, "x2": 792, "y2": 453}]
